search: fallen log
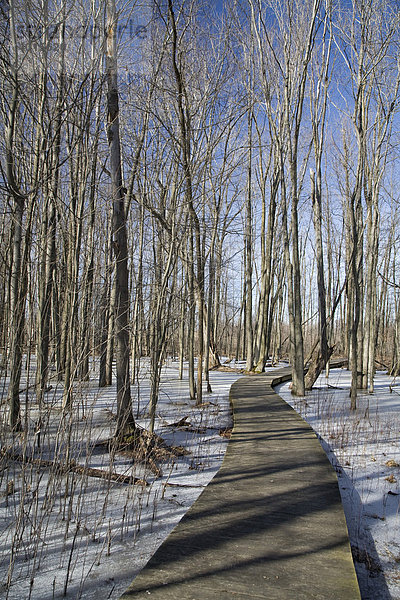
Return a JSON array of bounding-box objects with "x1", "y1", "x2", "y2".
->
[{"x1": 1, "y1": 449, "x2": 148, "y2": 486}]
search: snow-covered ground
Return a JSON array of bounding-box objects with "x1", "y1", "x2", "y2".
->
[
  {"x1": 0, "y1": 359, "x2": 242, "y2": 600},
  {"x1": 276, "y1": 369, "x2": 400, "y2": 600},
  {"x1": 2, "y1": 361, "x2": 399, "y2": 600}
]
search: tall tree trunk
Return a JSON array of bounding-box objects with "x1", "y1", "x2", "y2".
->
[
  {"x1": 5, "y1": 2, "x2": 28, "y2": 430},
  {"x1": 289, "y1": 165, "x2": 305, "y2": 397},
  {"x1": 245, "y1": 108, "x2": 254, "y2": 372},
  {"x1": 8, "y1": 198, "x2": 24, "y2": 430},
  {"x1": 131, "y1": 201, "x2": 145, "y2": 384},
  {"x1": 304, "y1": 169, "x2": 332, "y2": 389},
  {"x1": 37, "y1": 197, "x2": 57, "y2": 403},
  {"x1": 36, "y1": 7, "x2": 64, "y2": 405},
  {"x1": 178, "y1": 291, "x2": 186, "y2": 380},
  {"x1": 79, "y1": 108, "x2": 100, "y2": 381},
  {"x1": 168, "y1": 0, "x2": 205, "y2": 404},
  {"x1": 99, "y1": 221, "x2": 113, "y2": 387},
  {"x1": 187, "y1": 232, "x2": 196, "y2": 401},
  {"x1": 254, "y1": 170, "x2": 278, "y2": 372},
  {"x1": 349, "y1": 209, "x2": 360, "y2": 410},
  {"x1": 62, "y1": 152, "x2": 86, "y2": 408},
  {"x1": 362, "y1": 195, "x2": 379, "y2": 392},
  {"x1": 304, "y1": 7, "x2": 333, "y2": 388},
  {"x1": 106, "y1": 0, "x2": 135, "y2": 436}
]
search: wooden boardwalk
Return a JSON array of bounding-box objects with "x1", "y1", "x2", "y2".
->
[{"x1": 120, "y1": 367, "x2": 361, "y2": 599}]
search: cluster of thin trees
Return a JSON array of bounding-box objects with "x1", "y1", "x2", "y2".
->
[{"x1": 1, "y1": 0, "x2": 400, "y2": 435}]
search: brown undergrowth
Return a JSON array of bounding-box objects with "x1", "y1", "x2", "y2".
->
[{"x1": 98, "y1": 426, "x2": 190, "y2": 478}]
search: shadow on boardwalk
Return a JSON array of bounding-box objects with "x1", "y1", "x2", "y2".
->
[{"x1": 120, "y1": 368, "x2": 363, "y2": 599}]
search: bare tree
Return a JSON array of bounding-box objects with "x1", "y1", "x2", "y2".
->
[
  {"x1": 105, "y1": 0, "x2": 135, "y2": 436},
  {"x1": 304, "y1": 1, "x2": 334, "y2": 389}
]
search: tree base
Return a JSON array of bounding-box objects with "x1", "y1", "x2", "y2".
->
[{"x1": 110, "y1": 426, "x2": 189, "y2": 477}]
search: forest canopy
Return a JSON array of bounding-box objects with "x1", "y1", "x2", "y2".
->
[{"x1": 1, "y1": 0, "x2": 400, "y2": 430}]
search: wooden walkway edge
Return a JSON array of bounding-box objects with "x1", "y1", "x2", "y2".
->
[{"x1": 120, "y1": 367, "x2": 361, "y2": 599}]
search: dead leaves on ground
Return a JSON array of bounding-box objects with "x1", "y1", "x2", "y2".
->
[
  {"x1": 219, "y1": 427, "x2": 233, "y2": 439},
  {"x1": 385, "y1": 474, "x2": 398, "y2": 484},
  {"x1": 384, "y1": 459, "x2": 399, "y2": 484},
  {"x1": 385, "y1": 459, "x2": 400, "y2": 468}
]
